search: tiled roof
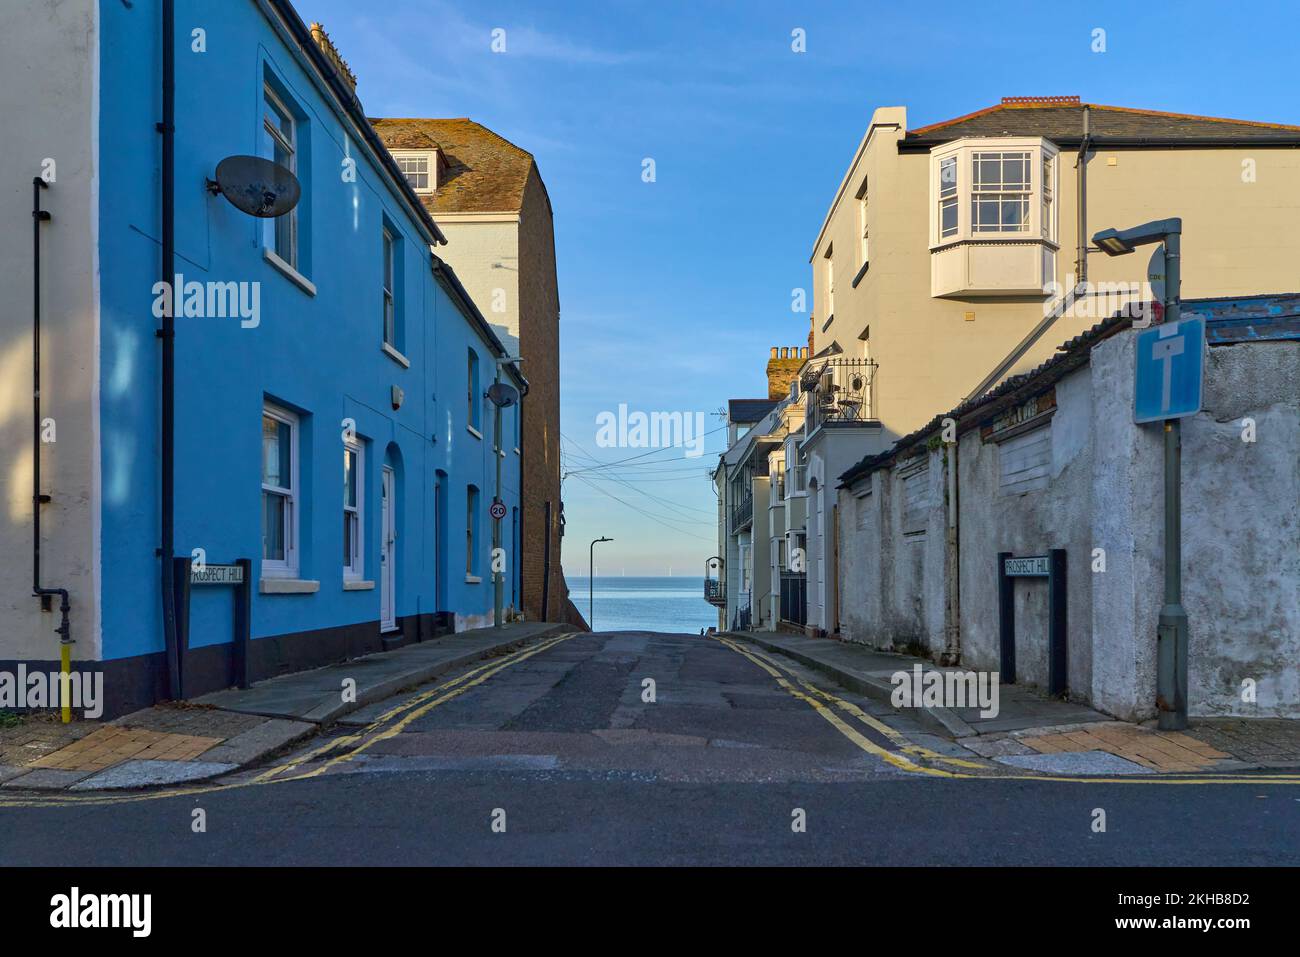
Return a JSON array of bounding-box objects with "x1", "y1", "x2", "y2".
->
[
  {"x1": 836, "y1": 292, "x2": 1300, "y2": 488},
  {"x1": 371, "y1": 118, "x2": 535, "y2": 213},
  {"x1": 728, "y1": 399, "x2": 778, "y2": 423},
  {"x1": 902, "y1": 98, "x2": 1300, "y2": 150}
]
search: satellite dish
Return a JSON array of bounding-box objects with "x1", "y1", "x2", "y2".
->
[
  {"x1": 206, "y1": 155, "x2": 301, "y2": 218},
  {"x1": 487, "y1": 382, "x2": 519, "y2": 408}
]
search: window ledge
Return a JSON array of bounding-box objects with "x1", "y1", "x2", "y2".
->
[
  {"x1": 260, "y1": 578, "x2": 320, "y2": 595},
  {"x1": 343, "y1": 579, "x2": 375, "y2": 591},
  {"x1": 851, "y1": 260, "x2": 870, "y2": 288},
  {"x1": 465, "y1": 574, "x2": 482, "y2": 584},
  {"x1": 513, "y1": 447, "x2": 521, "y2": 455},
  {"x1": 263, "y1": 248, "x2": 317, "y2": 296},
  {"x1": 466, "y1": 425, "x2": 483, "y2": 440},
  {"x1": 382, "y1": 342, "x2": 410, "y2": 368}
]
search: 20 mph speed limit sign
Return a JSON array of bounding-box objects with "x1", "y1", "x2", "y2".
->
[{"x1": 490, "y1": 501, "x2": 507, "y2": 521}]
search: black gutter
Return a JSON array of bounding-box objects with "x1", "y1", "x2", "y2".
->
[
  {"x1": 263, "y1": 0, "x2": 447, "y2": 247},
  {"x1": 900, "y1": 135, "x2": 1300, "y2": 153},
  {"x1": 430, "y1": 254, "x2": 528, "y2": 393},
  {"x1": 158, "y1": 0, "x2": 180, "y2": 699},
  {"x1": 31, "y1": 177, "x2": 72, "y2": 647}
]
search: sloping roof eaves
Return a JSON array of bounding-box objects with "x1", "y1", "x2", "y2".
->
[
  {"x1": 901, "y1": 103, "x2": 1300, "y2": 152},
  {"x1": 263, "y1": 1, "x2": 448, "y2": 245},
  {"x1": 431, "y1": 255, "x2": 527, "y2": 393},
  {"x1": 729, "y1": 398, "x2": 778, "y2": 423},
  {"x1": 837, "y1": 292, "x2": 1300, "y2": 488},
  {"x1": 837, "y1": 314, "x2": 1132, "y2": 488}
]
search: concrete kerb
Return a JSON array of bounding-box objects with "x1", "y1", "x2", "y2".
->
[
  {"x1": 725, "y1": 631, "x2": 978, "y2": 739},
  {"x1": 4, "y1": 623, "x2": 569, "y2": 793}
]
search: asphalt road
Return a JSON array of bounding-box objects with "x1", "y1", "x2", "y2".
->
[{"x1": 3, "y1": 631, "x2": 1298, "y2": 866}]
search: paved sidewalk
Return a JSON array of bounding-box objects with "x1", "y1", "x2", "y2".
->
[
  {"x1": 1, "y1": 620, "x2": 566, "y2": 792},
  {"x1": 196, "y1": 620, "x2": 563, "y2": 723},
  {"x1": 731, "y1": 630, "x2": 1300, "y2": 773},
  {"x1": 732, "y1": 630, "x2": 1106, "y2": 738}
]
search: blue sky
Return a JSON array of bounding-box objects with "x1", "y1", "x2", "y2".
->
[{"x1": 298, "y1": 0, "x2": 1300, "y2": 578}]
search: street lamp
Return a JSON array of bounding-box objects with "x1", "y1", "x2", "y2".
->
[
  {"x1": 589, "y1": 537, "x2": 612, "y2": 631},
  {"x1": 1092, "y1": 217, "x2": 1188, "y2": 730},
  {"x1": 486, "y1": 358, "x2": 521, "y2": 629}
]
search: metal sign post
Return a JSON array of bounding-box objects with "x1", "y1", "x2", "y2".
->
[
  {"x1": 174, "y1": 558, "x2": 253, "y2": 697},
  {"x1": 1133, "y1": 257, "x2": 1200, "y2": 731},
  {"x1": 997, "y1": 550, "x2": 1068, "y2": 695},
  {"x1": 1096, "y1": 218, "x2": 1196, "y2": 731}
]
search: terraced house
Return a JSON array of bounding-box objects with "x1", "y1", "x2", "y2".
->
[
  {"x1": 798, "y1": 95, "x2": 1300, "y2": 638},
  {"x1": 371, "y1": 116, "x2": 577, "y2": 627},
  {"x1": 0, "y1": 0, "x2": 528, "y2": 717}
]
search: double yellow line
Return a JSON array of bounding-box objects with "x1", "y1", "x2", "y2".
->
[
  {"x1": 711, "y1": 634, "x2": 1300, "y2": 787},
  {"x1": 259, "y1": 630, "x2": 576, "y2": 782},
  {"x1": 0, "y1": 631, "x2": 576, "y2": 808}
]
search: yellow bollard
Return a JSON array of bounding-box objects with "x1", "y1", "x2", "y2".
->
[{"x1": 60, "y1": 642, "x2": 71, "y2": 724}]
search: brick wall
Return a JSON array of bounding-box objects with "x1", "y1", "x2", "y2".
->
[{"x1": 516, "y1": 167, "x2": 573, "y2": 622}]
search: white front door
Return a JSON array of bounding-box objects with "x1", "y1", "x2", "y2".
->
[{"x1": 380, "y1": 466, "x2": 396, "y2": 631}]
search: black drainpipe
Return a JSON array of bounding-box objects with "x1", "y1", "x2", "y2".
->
[
  {"x1": 31, "y1": 178, "x2": 72, "y2": 647},
  {"x1": 158, "y1": 0, "x2": 180, "y2": 699}
]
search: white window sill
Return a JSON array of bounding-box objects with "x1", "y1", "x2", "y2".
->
[
  {"x1": 513, "y1": 447, "x2": 521, "y2": 455},
  {"x1": 465, "y1": 574, "x2": 482, "y2": 584},
  {"x1": 466, "y1": 425, "x2": 482, "y2": 440},
  {"x1": 343, "y1": 579, "x2": 375, "y2": 591},
  {"x1": 382, "y1": 342, "x2": 410, "y2": 368},
  {"x1": 263, "y1": 248, "x2": 317, "y2": 296},
  {"x1": 259, "y1": 578, "x2": 320, "y2": 595}
]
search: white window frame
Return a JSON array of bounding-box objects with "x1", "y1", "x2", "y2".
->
[
  {"x1": 929, "y1": 137, "x2": 1058, "y2": 248},
  {"x1": 857, "y1": 180, "x2": 870, "y2": 268},
  {"x1": 823, "y1": 244, "x2": 835, "y2": 318},
  {"x1": 261, "y1": 403, "x2": 300, "y2": 578},
  {"x1": 382, "y1": 227, "x2": 396, "y2": 348},
  {"x1": 466, "y1": 485, "x2": 480, "y2": 579},
  {"x1": 343, "y1": 439, "x2": 364, "y2": 581},
  {"x1": 262, "y1": 85, "x2": 298, "y2": 268},
  {"x1": 390, "y1": 149, "x2": 437, "y2": 194}
]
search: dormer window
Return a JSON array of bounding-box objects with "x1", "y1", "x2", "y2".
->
[{"x1": 391, "y1": 149, "x2": 438, "y2": 194}]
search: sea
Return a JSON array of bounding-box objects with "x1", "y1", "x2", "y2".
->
[{"x1": 575, "y1": 576, "x2": 717, "y2": 634}]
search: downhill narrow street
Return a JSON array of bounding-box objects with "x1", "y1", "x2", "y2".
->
[{"x1": 4, "y1": 631, "x2": 1298, "y2": 867}]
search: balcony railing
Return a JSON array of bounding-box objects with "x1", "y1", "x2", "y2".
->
[
  {"x1": 729, "y1": 494, "x2": 753, "y2": 533},
  {"x1": 802, "y1": 358, "x2": 878, "y2": 435},
  {"x1": 703, "y1": 578, "x2": 726, "y2": 607}
]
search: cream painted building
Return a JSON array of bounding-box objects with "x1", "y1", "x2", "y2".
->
[{"x1": 797, "y1": 95, "x2": 1300, "y2": 637}]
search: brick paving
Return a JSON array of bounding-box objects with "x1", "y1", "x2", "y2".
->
[
  {"x1": 28, "y1": 726, "x2": 225, "y2": 772},
  {"x1": 1015, "y1": 722, "x2": 1232, "y2": 772}
]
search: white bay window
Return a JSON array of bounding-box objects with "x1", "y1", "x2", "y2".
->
[{"x1": 929, "y1": 137, "x2": 1058, "y2": 298}]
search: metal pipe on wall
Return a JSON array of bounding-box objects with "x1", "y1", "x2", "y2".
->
[
  {"x1": 31, "y1": 176, "x2": 74, "y2": 722},
  {"x1": 159, "y1": 0, "x2": 181, "y2": 700}
]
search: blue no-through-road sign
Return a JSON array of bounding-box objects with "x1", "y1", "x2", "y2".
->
[{"x1": 1134, "y1": 315, "x2": 1205, "y2": 424}]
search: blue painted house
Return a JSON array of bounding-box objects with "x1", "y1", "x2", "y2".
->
[{"x1": 0, "y1": 0, "x2": 525, "y2": 717}]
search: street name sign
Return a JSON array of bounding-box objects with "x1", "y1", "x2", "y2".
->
[
  {"x1": 1134, "y1": 315, "x2": 1205, "y2": 424},
  {"x1": 190, "y1": 564, "x2": 245, "y2": 585},
  {"x1": 1003, "y1": 555, "x2": 1050, "y2": 577}
]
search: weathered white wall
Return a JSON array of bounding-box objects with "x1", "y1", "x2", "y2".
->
[
  {"x1": 0, "y1": 0, "x2": 101, "y2": 662},
  {"x1": 838, "y1": 446, "x2": 947, "y2": 656},
  {"x1": 958, "y1": 367, "x2": 1095, "y2": 698},
  {"x1": 837, "y1": 329, "x2": 1300, "y2": 718}
]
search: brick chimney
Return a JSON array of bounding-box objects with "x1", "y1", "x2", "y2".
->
[
  {"x1": 766, "y1": 345, "x2": 808, "y2": 400},
  {"x1": 309, "y1": 22, "x2": 358, "y2": 93}
]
